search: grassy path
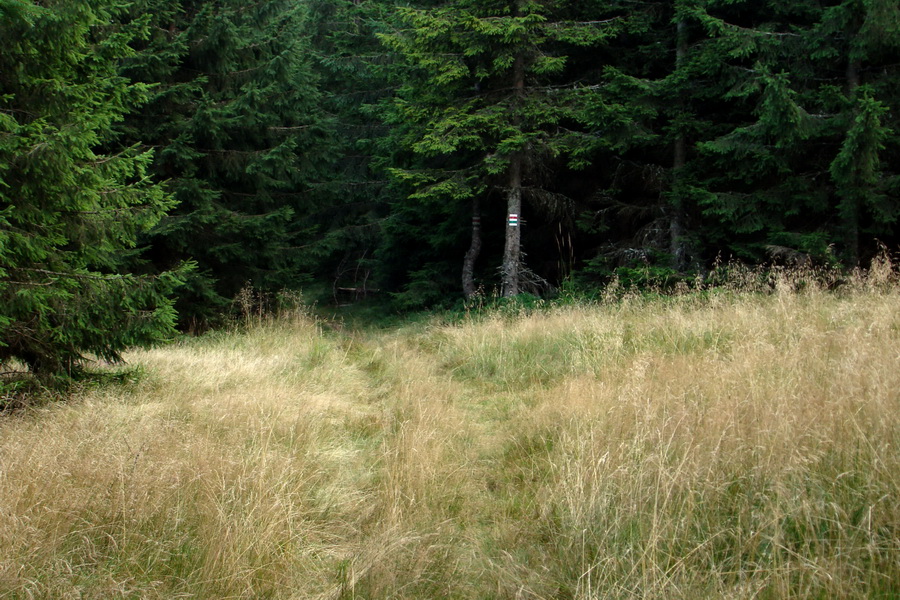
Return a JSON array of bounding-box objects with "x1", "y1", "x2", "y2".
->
[{"x1": 2, "y1": 287, "x2": 899, "y2": 599}]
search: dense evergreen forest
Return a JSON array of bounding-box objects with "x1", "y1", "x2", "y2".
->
[{"x1": 1, "y1": 0, "x2": 899, "y2": 374}]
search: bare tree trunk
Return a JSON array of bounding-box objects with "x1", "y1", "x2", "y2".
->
[
  {"x1": 845, "y1": 58, "x2": 862, "y2": 267},
  {"x1": 670, "y1": 16, "x2": 689, "y2": 271},
  {"x1": 462, "y1": 197, "x2": 481, "y2": 299},
  {"x1": 847, "y1": 58, "x2": 861, "y2": 91},
  {"x1": 502, "y1": 155, "x2": 523, "y2": 296},
  {"x1": 502, "y1": 47, "x2": 526, "y2": 297}
]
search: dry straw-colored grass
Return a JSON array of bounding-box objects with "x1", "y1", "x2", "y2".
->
[{"x1": 1, "y1": 269, "x2": 898, "y2": 599}]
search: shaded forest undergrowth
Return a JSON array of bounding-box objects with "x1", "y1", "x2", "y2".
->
[{"x1": 1, "y1": 270, "x2": 899, "y2": 599}]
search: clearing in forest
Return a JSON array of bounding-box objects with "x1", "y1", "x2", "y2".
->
[{"x1": 1, "y1": 279, "x2": 899, "y2": 599}]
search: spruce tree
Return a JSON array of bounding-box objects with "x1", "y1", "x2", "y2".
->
[
  {"x1": 813, "y1": 0, "x2": 900, "y2": 264},
  {"x1": 0, "y1": 0, "x2": 182, "y2": 376},
  {"x1": 121, "y1": 0, "x2": 331, "y2": 325},
  {"x1": 676, "y1": 1, "x2": 815, "y2": 263},
  {"x1": 303, "y1": 0, "x2": 400, "y2": 300},
  {"x1": 681, "y1": 0, "x2": 899, "y2": 266},
  {"x1": 381, "y1": 0, "x2": 622, "y2": 300}
]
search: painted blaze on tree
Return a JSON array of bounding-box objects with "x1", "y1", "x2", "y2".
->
[{"x1": 382, "y1": 0, "x2": 622, "y2": 298}]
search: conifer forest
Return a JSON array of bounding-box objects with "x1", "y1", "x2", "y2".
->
[
  {"x1": 2, "y1": 0, "x2": 899, "y2": 373},
  {"x1": 2, "y1": 4, "x2": 899, "y2": 597}
]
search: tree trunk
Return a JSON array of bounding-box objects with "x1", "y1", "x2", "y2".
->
[
  {"x1": 846, "y1": 58, "x2": 861, "y2": 91},
  {"x1": 845, "y1": 58, "x2": 862, "y2": 267},
  {"x1": 462, "y1": 197, "x2": 482, "y2": 299},
  {"x1": 502, "y1": 155, "x2": 523, "y2": 297},
  {"x1": 669, "y1": 16, "x2": 689, "y2": 271},
  {"x1": 502, "y1": 46, "x2": 526, "y2": 297}
]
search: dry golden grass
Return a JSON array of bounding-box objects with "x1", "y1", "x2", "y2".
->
[{"x1": 1, "y1": 275, "x2": 898, "y2": 599}]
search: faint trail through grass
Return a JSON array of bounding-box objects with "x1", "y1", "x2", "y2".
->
[{"x1": 1, "y1": 279, "x2": 899, "y2": 599}]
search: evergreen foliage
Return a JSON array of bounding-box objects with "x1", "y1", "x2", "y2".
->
[
  {"x1": 121, "y1": 0, "x2": 332, "y2": 326},
  {"x1": 682, "y1": 0, "x2": 899, "y2": 266},
  {"x1": 4, "y1": 0, "x2": 900, "y2": 332},
  {"x1": 302, "y1": 0, "x2": 399, "y2": 301},
  {"x1": 380, "y1": 0, "x2": 625, "y2": 303},
  {"x1": 0, "y1": 0, "x2": 183, "y2": 376}
]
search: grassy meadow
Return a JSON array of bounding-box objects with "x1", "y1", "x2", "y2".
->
[{"x1": 1, "y1": 270, "x2": 899, "y2": 599}]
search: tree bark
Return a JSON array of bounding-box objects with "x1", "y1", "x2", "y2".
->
[
  {"x1": 462, "y1": 197, "x2": 482, "y2": 299},
  {"x1": 502, "y1": 155, "x2": 523, "y2": 297},
  {"x1": 845, "y1": 58, "x2": 862, "y2": 266},
  {"x1": 846, "y1": 58, "x2": 861, "y2": 91},
  {"x1": 670, "y1": 16, "x2": 689, "y2": 271},
  {"x1": 501, "y1": 46, "x2": 526, "y2": 297}
]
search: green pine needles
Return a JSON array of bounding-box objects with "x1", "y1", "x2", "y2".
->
[
  {"x1": 120, "y1": 0, "x2": 332, "y2": 327},
  {"x1": 381, "y1": 0, "x2": 624, "y2": 300},
  {"x1": 0, "y1": 0, "x2": 184, "y2": 377}
]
